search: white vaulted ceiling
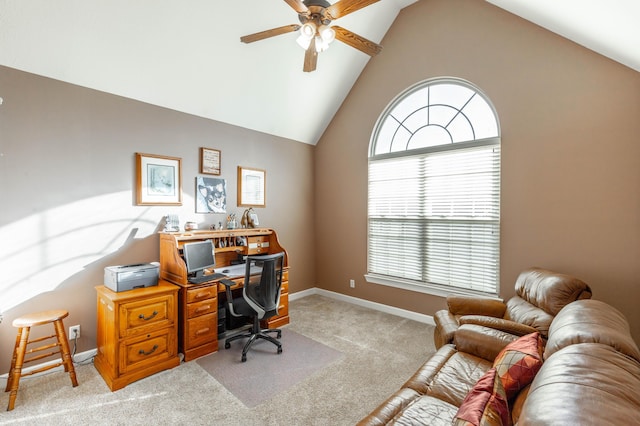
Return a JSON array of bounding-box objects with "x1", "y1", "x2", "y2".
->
[{"x1": 0, "y1": 1, "x2": 638, "y2": 145}]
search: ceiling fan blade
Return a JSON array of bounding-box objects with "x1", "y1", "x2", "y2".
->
[
  {"x1": 325, "y1": 0, "x2": 381, "y2": 20},
  {"x1": 332, "y1": 25, "x2": 382, "y2": 56},
  {"x1": 284, "y1": 0, "x2": 309, "y2": 14},
  {"x1": 240, "y1": 24, "x2": 301, "y2": 44},
  {"x1": 303, "y1": 38, "x2": 318, "y2": 72}
]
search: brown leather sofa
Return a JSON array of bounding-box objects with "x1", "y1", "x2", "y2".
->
[
  {"x1": 433, "y1": 268, "x2": 592, "y2": 348},
  {"x1": 359, "y1": 299, "x2": 640, "y2": 425}
]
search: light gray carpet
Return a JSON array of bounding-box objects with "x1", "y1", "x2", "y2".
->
[
  {"x1": 197, "y1": 328, "x2": 343, "y2": 407},
  {"x1": 0, "y1": 294, "x2": 435, "y2": 425}
]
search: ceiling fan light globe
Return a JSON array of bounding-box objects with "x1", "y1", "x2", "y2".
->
[
  {"x1": 319, "y1": 25, "x2": 335, "y2": 44},
  {"x1": 300, "y1": 22, "x2": 316, "y2": 38},
  {"x1": 296, "y1": 34, "x2": 312, "y2": 50},
  {"x1": 315, "y1": 36, "x2": 330, "y2": 52}
]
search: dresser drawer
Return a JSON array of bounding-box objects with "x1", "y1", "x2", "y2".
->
[
  {"x1": 186, "y1": 312, "x2": 217, "y2": 349},
  {"x1": 187, "y1": 298, "x2": 216, "y2": 318},
  {"x1": 276, "y1": 292, "x2": 288, "y2": 318},
  {"x1": 119, "y1": 294, "x2": 175, "y2": 338},
  {"x1": 119, "y1": 328, "x2": 176, "y2": 374},
  {"x1": 186, "y1": 285, "x2": 217, "y2": 303}
]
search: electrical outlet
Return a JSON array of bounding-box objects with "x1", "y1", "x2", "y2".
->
[
  {"x1": 349, "y1": 279, "x2": 355, "y2": 288},
  {"x1": 69, "y1": 325, "x2": 80, "y2": 339}
]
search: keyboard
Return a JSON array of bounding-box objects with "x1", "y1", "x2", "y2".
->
[{"x1": 187, "y1": 272, "x2": 226, "y2": 284}]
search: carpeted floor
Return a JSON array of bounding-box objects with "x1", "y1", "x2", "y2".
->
[
  {"x1": 197, "y1": 329, "x2": 343, "y2": 407},
  {"x1": 0, "y1": 294, "x2": 435, "y2": 425}
]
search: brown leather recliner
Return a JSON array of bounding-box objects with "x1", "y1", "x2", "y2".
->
[{"x1": 433, "y1": 267, "x2": 592, "y2": 348}]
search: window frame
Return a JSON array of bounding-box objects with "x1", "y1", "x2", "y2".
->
[{"x1": 366, "y1": 77, "x2": 501, "y2": 298}]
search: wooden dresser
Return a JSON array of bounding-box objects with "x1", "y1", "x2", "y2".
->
[
  {"x1": 94, "y1": 281, "x2": 180, "y2": 391},
  {"x1": 159, "y1": 228, "x2": 290, "y2": 361}
]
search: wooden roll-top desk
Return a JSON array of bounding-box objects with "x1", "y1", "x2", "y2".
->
[{"x1": 159, "y1": 228, "x2": 290, "y2": 361}]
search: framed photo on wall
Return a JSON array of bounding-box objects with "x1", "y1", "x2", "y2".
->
[
  {"x1": 238, "y1": 166, "x2": 266, "y2": 207},
  {"x1": 136, "y1": 153, "x2": 182, "y2": 205},
  {"x1": 200, "y1": 147, "x2": 221, "y2": 175},
  {"x1": 196, "y1": 176, "x2": 227, "y2": 213}
]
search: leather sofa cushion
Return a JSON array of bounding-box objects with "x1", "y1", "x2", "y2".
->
[
  {"x1": 425, "y1": 351, "x2": 492, "y2": 407},
  {"x1": 454, "y1": 324, "x2": 519, "y2": 362},
  {"x1": 391, "y1": 395, "x2": 459, "y2": 426},
  {"x1": 519, "y1": 343, "x2": 640, "y2": 425},
  {"x1": 544, "y1": 299, "x2": 640, "y2": 362},
  {"x1": 513, "y1": 268, "x2": 591, "y2": 316},
  {"x1": 357, "y1": 389, "x2": 459, "y2": 426},
  {"x1": 401, "y1": 344, "x2": 492, "y2": 407},
  {"x1": 504, "y1": 296, "x2": 554, "y2": 337}
]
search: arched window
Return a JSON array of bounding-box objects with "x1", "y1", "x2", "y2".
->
[{"x1": 366, "y1": 78, "x2": 500, "y2": 296}]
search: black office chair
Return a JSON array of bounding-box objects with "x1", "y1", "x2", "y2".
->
[{"x1": 220, "y1": 252, "x2": 285, "y2": 362}]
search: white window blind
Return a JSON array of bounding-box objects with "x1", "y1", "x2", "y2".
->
[{"x1": 368, "y1": 78, "x2": 500, "y2": 295}]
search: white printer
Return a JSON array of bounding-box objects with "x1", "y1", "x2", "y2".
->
[{"x1": 104, "y1": 262, "x2": 159, "y2": 292}]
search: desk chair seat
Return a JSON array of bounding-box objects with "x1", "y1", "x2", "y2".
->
[
  {"x1": 221, "y1": 252, "x2": 285, "y2": 362},
  {"x1": 5, "y1": 309, "x2": 78, "y2": 411}
]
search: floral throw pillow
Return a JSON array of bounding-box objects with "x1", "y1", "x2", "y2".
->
[
  {"x1": 492, "y1": 332, "x2": 544, "y2": 400},
  {"x1": 453, "y1": 367, "x2": 511, "y2": 426}
]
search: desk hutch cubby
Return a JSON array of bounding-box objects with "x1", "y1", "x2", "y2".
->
[{"x1": 159, "y1": 228, "x2": 290, "y2": 362}]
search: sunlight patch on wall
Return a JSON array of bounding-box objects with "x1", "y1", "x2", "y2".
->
[{"x1": 0, "y1": 191, "x2": 177, "y2": 312}]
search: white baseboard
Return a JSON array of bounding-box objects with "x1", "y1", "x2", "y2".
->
[
  {"x1": 290, "y1": 287, "x2": 436, "y2": 326},
  {"x1": 1, "y1": 290, "x2": 432, "y2": 380}
]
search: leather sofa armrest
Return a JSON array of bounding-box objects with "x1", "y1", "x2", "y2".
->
[
  {"x1": 447, "y1": 295, "x2": 506, "y2": 317},
  {"x1": 433, "y1": 310, "x2": 459, "y2": 348},
  {"x1": 454, "y1": 324, "x2": 519, "y2": 361},
  {"x1": 459, "y1": 315, "x2": 539, "y2": 337}
]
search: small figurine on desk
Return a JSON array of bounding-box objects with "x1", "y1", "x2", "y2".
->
[{"x1": 241, "y1": 208, "x2": 259, "y2": 228}]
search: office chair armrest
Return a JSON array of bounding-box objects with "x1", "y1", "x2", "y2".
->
[{"x1": 219, "y1": 279, "x2": 236, "y2": 288}]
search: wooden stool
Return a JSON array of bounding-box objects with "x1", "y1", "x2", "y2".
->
[{"x1": 5, "y1": 310, "x2": 78, "y2": 411}]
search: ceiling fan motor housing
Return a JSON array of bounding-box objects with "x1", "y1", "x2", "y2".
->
[{"x1": 299, "y1": 2, "x2": 332, "y2": 26}]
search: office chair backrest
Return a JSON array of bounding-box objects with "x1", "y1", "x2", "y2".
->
[{"x1": 243, "y1": 252, "x2": 285, "y2": 320}]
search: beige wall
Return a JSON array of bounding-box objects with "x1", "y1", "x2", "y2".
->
[
  {"x1": 0, "y1": 66, "x2": 316, "y2": 374},
  {"x1": 2, "y1": 0, "x2": 640, "y2": 376},
  {"x1": 315, "y1": 0, "x2": 640, "y2": 342}
]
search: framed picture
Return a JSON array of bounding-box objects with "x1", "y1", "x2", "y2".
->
[
  {"x1": 135, "y1": 153, "x2": 182, "y2": 205},
  {"x1": 200, "y1": 147, "x2": 221, "y2": 175},
  {"x1": 238, "y1": 166, "x2": 266, "y2": 207},
  {"x1": 196, "y1": 176, "x2": 227, "y2": 213}
]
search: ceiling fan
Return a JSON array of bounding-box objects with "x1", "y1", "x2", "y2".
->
[{"x1": 240, "y1": 0, "x2": 383, "y2": 72}]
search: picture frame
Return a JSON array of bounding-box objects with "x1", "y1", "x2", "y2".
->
[
  {"x1": 196, "y1": 176, "x2": 227, "y2": 213},
  {"x1": 200, "y1": 147, "x2": 221, "y2": 175},
  {"x1": 135, "y1": 153, "x2": 182, "y2": 205},
  {"x1": 238, "y1": 166, "x2": 266, "y2": 207}
]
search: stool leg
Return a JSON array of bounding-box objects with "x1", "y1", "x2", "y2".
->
[
  {"x1": 53, "y1": 319, "x2": 78, "y2": 387},
  {"x1": 4, "y1": 328, "x2": 22, "y2": 393},
  {"x1": 6, "y1": 327, "x2": 29, "y2": 411}
]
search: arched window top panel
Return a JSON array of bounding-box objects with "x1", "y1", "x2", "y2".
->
[{"x1": 370, "y1": 78, "x2": 500, "y2": 157}]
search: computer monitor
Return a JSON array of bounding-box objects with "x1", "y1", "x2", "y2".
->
[{"x1": 183, "y1": 240, "x2": 216, "y2": 279}]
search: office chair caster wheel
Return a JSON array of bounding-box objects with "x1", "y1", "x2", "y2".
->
[
  {"x1": 277, "y1": 347, "x2": 282, "y2": 354},
  {"x1": 277, "y1": 331, "x2": 282, "y2": 339},
  {"x1": 241, "y1": 354, "x2": 247, "y2": 362},
  {"x1": 225, "y1": 342, "x2": 230, "y2": 349}
]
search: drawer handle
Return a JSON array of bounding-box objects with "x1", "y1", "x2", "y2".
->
[
  {"x1": 195, "y1": 292, "x2": 211, "y2": 299},
  {"x1": 138, "y1": 311, "x2": 158, "y2": 321},
  {"x1": 195, "y1": 305, "x2": 211, "y2": 313},
  {"x1": 195, "y1": 327, "x2": 210, "y2": 335},
  {"x1": 139, "y1": 344, "x2": 159, "y2": 356}
]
